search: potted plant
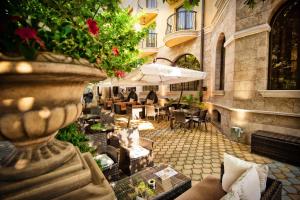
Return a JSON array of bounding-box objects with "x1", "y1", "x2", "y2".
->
[
  {"x1": 0, "y1": 0, "x2": 147, "y2": 199},
  {"x1": 129, "y1": 181, "x2": 155, "y2": 200},
  {"x1": 182, "y1": 94, "x2": 199, "y2": 108}
]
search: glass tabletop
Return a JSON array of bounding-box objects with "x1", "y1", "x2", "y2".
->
[{"x1": 112, "y1": 164, "x2": 191, "y2": 200}]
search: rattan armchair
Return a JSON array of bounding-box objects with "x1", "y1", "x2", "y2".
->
[
  {"x1": 85, "y1": 128, "x2": 120, "y2": 182},
  {"x1": 119, "y1": 137, "x2": 154, "y2": 175},
  {"x1": 108, "y1": 131, "x2": 154, "y2": 176}
]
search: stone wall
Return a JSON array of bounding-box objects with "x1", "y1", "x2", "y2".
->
[{"x1": 205, "y1": 0, "x2": 300, "y2": 144}]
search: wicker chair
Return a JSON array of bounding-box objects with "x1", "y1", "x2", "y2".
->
[
  {"x1": 220, "y1": 163, "x2": 282, "y2": 200},
  {"x1": 192, "y1": 109, "x2": 208, "y2": 130},
  {"x1": 85, "y1": 127, "x2": 120, "y2": 182},
  {"x1": 172, "y1": 110, "x2": 192, "y2": 129},
  {"x1": 108, "y1": 128, "x2": 154, "y2": 176},
  {"x1": 119, "y1": 137, "x2": 154, "y2": 175}
]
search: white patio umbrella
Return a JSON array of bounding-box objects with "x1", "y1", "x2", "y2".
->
[
  {"x1": 99, "y1": 63, "x2": 206, "y2": 103},
  {"x1": 99, "y1": 77, "x2": 151, "y2": 87},
  {"x1": 125, "y1": 63, "x2": 206, "y2": 85},
  {"x1": 99, "y1": 63, "x2": 206, "y2": 87}
]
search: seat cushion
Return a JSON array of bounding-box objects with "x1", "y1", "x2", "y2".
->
[
  {"x1": 128, "y1": 146, "x2": 150, "y2": 159},
  {"x1": 175, "y1": 175, "x2": 226, "y2": 200},
  {"x1": 94, "y1": 154, "x2": 114, "y2": 170}
]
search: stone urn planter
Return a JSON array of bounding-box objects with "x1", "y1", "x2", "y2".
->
[{"x1": 0, "y1": 53, "x2": 116, "y2": 200}]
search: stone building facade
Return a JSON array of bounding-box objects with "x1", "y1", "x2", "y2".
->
[
  {"x1": 204, "y1": 0, "x2": 300, "y2": 143},
  {"x1": 117, "y1": 0, "x2": 300, "y2": 144}
]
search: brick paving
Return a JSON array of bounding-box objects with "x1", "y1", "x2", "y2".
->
[{"x1": 134, "y1": 119, "x2": 300, "y2": 200}]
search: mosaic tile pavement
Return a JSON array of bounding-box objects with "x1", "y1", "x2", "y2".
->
[{"x1": 135, "y1": 119, "x2": 300, "y2": 200}]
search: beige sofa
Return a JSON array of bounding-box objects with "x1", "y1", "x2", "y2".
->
[
  {"x1": 175, "y1": 175, "x2": 226, "y2": 200},
  {"x1": 176, "y1": 163, "x2": 282, "y2": 200}
]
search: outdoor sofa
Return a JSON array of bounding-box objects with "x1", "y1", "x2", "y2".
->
[{"x1": 176, "y1": 163, "x2": 282, "y2": 200}]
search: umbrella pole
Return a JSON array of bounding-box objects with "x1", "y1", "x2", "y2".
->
[{"x1": 177, "y1": 83, "x2": 184, "y2": 108}]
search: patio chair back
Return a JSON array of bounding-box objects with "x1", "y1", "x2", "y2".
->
[
  {"x1": 173, "y1": 111, "x2": 186, "y2": 123},
  {"x1": 199, "y1": 110, "x2": 208, "y2": 121},
  {"x1": 145, "y1": 105, "x2": 156, "y2": 117}
]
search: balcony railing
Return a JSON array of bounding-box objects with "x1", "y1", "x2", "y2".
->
[
  {"x1": 138, "y1": 0, "x2": 157, "y2": 10},
  {"x1": 166, "y1": 11, "x2": 197, "y2": 35},
  {"x1": 141, "y1": 33, "x2": 157, "y2": 48}
]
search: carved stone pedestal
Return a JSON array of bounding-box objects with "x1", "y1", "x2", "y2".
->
[
  {"x1": 0, "y1": 147, "x2": 115, "y2": 200},
  {"x1": 0, "y1": 55, "x2": 114, "y2": 199}
]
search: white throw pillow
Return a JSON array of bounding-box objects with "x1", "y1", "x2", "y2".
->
[
  {"x1": 222, "y1": 153, "x2": 268, "y2": 192},
  {"x1": 231, "y1": 167, "x2": 261, "y2": 200}
]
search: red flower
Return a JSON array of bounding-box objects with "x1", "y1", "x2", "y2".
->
[
  {"x1": 15, "y1": 27, "x2": 45, "y2": 48},
  {"x1": 86, "y1": 18, "x2": 99, "y2": 36},
  {"x1": 15, "y1": 27, "x2": 37, "y2": 41},
  {"x1": 115, "y1": 70, "x2": 125, "y2": 78},
  {"x1": 112, "y1": 47, "x2": 119, "y2": 56}
]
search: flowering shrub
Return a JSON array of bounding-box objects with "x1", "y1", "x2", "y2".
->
[{"x1": 0, "y1": 0, "x2": 149, "y2": 77}]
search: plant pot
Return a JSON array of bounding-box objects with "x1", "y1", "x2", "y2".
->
[{"x1": 0, "y1": 53, "x2": 107, "y2": 180}]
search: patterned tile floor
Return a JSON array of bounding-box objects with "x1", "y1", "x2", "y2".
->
[{"x1": 132, "y1": 119, "x2": 300, "y2": 200}]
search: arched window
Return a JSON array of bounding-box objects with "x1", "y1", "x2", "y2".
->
[
  {"x1": 215, "y1": 33, "x2": 225, "y2": 91},
  {"x1": 269, "y1": 0, "x2": 300, "y2": 90},
  {"x1": 170, "y1": 54, "x2": 201, "y2": 91}
]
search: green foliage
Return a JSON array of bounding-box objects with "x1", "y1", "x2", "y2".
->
[
  {"x1": 198, "y1": 102, "x2": 207, "y2": 110},
  {"x1": 90, "y1": 123, "x2": 107, "y2": 131},
  {"x1": 95, "y1": 159, "x2": 103, "y2": 171},
  {"x1": 1, "y1": 0, "x2": 149, "y2": 76},
  {"x1": 129, "y1": 181, "x2": 155, "y2": 199},
  {"x1": 182, "y1": 94, "x2": 199, "y2": 107},
  {"x1": 162, "y1": 0, "x2": 265, "y2": 9},
  {"x1": 56, "y1": 123, "x2": 95, "y2": 154}
]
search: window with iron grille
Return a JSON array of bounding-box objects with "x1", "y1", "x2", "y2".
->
[
  {"x1": 143, "y1": 85, "x2": 159, "y2": 91},
  {"x1": 268, "y1": 0, "x2": 300, "y2": 90}
]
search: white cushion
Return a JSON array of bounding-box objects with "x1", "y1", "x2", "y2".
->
[
  {"x1": 231, "y1": 167, "x2": 261, "y2": 200},
  {"x1": 94, "y1": 154, "x2": 114, "y2": 170},
  {"x1": 222, "y1": 153, "x2": 268, "y2": 192},
  {"x1": 128, "y1": 146, "x2": 150, "y2": 159}
]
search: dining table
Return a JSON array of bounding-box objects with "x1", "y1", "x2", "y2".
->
[{"x1": 169, "y1": 108, "x2": 200, "y2": 129}]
